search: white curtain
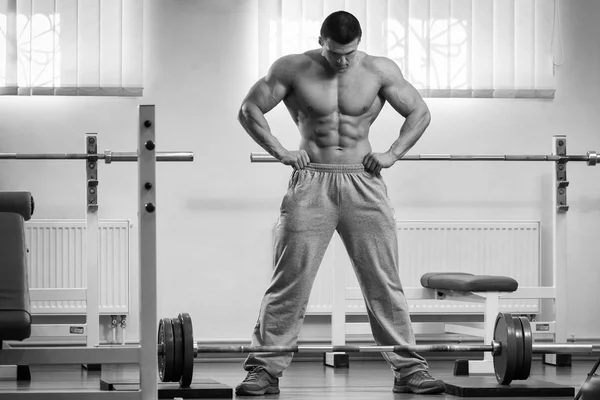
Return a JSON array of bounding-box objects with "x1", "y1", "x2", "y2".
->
[
  {"x1": 258, "y1": 0, "x2": 558, "y2": 98},
  {"x1": 0, "y1": 0, "x2": 143, "y2": 96}
]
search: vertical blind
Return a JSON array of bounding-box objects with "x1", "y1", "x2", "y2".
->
[
  {"x1": 0, "y1": 0, "x2": 143, "y2": 96},
  {"x1": 258, "y1": 0, "x2": 558, "y2": 98}
]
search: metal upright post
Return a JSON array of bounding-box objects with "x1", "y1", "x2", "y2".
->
[
  {"x1": 545, "y1": 135, "x2": 571, "y2": 366},
  {"x1": 138, "y1": 105, "x2": 159, "y2": 399},
  {"x1": 325, "y1": 238, "x2": 349, "y2": 368},
  {"x1": 85, "y1": 134, "x2": 100, "y2": 353}
]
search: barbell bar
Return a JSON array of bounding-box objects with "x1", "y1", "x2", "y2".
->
[
  {"x1": 194, "y1": 344, "x2": 497, "y2": 353},
  {"x1": 158, "y1": 312, "x2": 598, "y2": 388},
  {"x1": 190, "y1": 343, "x2": 594, "y2": 354},
  {"x1": 250, "y1": 151, "x2": 600, "y2": 165},
  {"x1": 0, "y1": 150, "x2": 194, "y2": 163}
]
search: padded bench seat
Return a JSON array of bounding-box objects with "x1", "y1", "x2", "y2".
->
[
  {"x1": 0, "y1": 212, "x2": 31, "y2": 341},
  {"x1": 420, "y1": 272, "x2": 518, "y2": 293}
]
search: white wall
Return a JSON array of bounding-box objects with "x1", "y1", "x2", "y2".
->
[{"x1": 1, "y1": 0, "x2": 599, "y2": 343}]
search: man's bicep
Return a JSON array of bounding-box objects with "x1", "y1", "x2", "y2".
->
[
  {"x1": 243, "y1": 79, "x2": 283, "y2": 114},
  {"x1": 243, "y1": 62, "x2": 291, "y2": 114},
  {"x1": 379, "y1": 60, "x2": 424, "y2": 118}
]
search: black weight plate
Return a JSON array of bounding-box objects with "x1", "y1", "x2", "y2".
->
[
  {"x1": 157, "y1": 319, "x2": 165, "y2": 381},
  {"x1": 157, "y1": 318, "x2": 174, "y2": 382},
  {"x1": 171, "y1": 317, "x2": 184, "y2": 383},
  {"x1": 512, "y1": 316, "x2": 524, "y2": 382},
  {"x1": 493, "y1": 312, "x2": 518, "y2": 385},
  {"x1": 179, "y1": 313, "x2": 194, "y2": 388},
  {"x1": 518, "y1": 317, "x2": 533, "y2": 380}
]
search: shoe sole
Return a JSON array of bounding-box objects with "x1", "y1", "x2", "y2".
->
[
  {"x1": 393, "y1": 384, "x2": 445, "y2": 394},
  {"x1": 235, "y1": 386, "x2": 280, "y2": 396}
]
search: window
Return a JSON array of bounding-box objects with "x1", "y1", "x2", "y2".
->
[
  {"x1": 258, "y1": 0, "x2": 559, "y2": 98},
  {"x1": 0, "y1": 0, "x2": 143, "y2": 96}
]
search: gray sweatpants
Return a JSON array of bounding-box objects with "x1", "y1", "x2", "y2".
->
[{"x1": 243, "y1": 163, "x2": 428, "y2": 379}]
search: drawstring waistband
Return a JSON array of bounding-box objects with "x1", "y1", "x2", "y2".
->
[{"x1": 304, "y1": 163, "x2": 365, "y2": 173}]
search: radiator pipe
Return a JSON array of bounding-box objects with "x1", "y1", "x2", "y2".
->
[{"x1": 120, "y1": 315, "x2": 127, "y2": 346}]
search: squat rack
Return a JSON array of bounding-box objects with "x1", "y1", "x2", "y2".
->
[{"x1": 0, "y1": 105, "x2": 165, "y2": 400}]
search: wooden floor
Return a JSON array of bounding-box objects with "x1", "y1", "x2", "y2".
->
[{"x1": 0, "y1": 358, "x2": 596, "y2": 399}]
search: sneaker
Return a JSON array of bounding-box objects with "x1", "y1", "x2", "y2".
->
[
  {"x1": 393, "y1": 370, "x2": 445, "y2": 394},
  {"x1": 235, "y1": 366, "x2": 280, "y2": 396}
]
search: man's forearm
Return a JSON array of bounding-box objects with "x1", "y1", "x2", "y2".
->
[
  {"x1": 238, "y1": 102, "x2": 288, "y2": 159},
  {"x1": 388, "y1": 108, "x2": 431, "y2": 160}
]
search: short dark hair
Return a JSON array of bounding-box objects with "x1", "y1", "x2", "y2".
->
[{"x1": 320, "y1": 11, "x2": 362, "y2": 45}]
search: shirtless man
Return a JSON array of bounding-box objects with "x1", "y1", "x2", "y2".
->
[{"x1": 236, "y1": 11, "x2": 444, "y2": 396}]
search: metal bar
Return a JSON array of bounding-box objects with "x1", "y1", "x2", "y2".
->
[
  {"x1": 6, "y1": 342, "x2": 592, "y2": 363},
  {"x1": 138, "y1": 105, "x2": 159, "y2": 400},
  {"x1": 186, "y1": 342, "x2": 597, "y2": 356},
  {"x1": 0, "y1": 393, "x2": 142, "y2": 400},
  {"x1": 0, "y1": 153, "x2": 89, "y2": 160},
  {"x1": 548, "y1": 135, "x2": 571, "y2": 368},
  {"x1": 532, "y1": 343, "x2": 595, "y2": 354},
  {"x1": 164, "y1": 341, "x2": 599, "y2": 357},
  {"x1": 86, "y1": 134, "x2": 100, "y2": 350},
  {"x1": 110, "y1": 151, "x2": 194, "y2": 162},
  {"x1": 0, "y1": 346, "x2": 140, "y2": 365},
  {"x1": 194, "y1": 344, "x2": 494, "y2": 354},
  {"x1": 0, "y1": 151, "x2": 194, "y2": 162},
  {"x1": 249, "y1": 152, "x2": 596, "y2": 163}
]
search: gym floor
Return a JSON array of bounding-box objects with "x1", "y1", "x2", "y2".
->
[{"x1": 0, "y1": 358, "x2": 594, "y2": 399}]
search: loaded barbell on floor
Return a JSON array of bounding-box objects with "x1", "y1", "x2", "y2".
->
[{"x1": 158, "y1": 312, "x2": 598, "y2": 388}]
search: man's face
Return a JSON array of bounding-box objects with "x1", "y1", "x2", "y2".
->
[{"x1": 319, "y1": 37, "x2": 360, "y2": 74}]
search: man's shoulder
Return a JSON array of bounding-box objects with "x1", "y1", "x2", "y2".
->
[
  {"x1": 360, "y1": 55, "x2": 405, "y2": 87},
  {"x1": 268, "y1": 51, "x2": 316, "y2": 80},
  {"x1": 361, "y1": 54, "x2": 399, "y2": 74},
  {"x1": 274, "y1": 51, "x2": 317, "y2": 68}
]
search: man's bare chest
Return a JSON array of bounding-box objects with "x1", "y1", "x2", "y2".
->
[{"x1": 291, "y1": 71, "x2": 382, "y2": 117}]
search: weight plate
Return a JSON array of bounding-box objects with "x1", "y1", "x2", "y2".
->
[
  {"x1": 171, "y1": 317, "x2": 184, "y2": 383},
  {"x1": 179, "y1": 313, "x2": 194, "y2": 388},
  {"x1": 157, "y1": 319, "x2": 166, "y2": 382},
  {"x1": 157, "y1": 318, "x2": 174, "y2": 382},
  {"x1": 493, "y1": 312, "x2": 518, "y2": 385},
  {"x1": 512, "y1": 316, "x2": 524, "y2": 381},
  {"x1": 518, "y1": 317, "x2": 533, "y2": 380}
]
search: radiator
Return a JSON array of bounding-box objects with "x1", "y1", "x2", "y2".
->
[
  {"x1": 306, "y1": 220, "x2": 541, "y2": 314},
  {"x1": 24, "y1": 219, "x2": 130, "y2": 315}
]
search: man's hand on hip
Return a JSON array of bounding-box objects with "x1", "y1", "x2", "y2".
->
[
  {"x1": 280, "y1": 150, "x2": 311, "y2": 170},
  {"x1": 363, "y1": 152, "x2": 396, "y2": 175}
]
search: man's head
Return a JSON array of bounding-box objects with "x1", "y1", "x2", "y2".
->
[{"x1": 318, "y1": 11, "x2": 362, "y2": 73}]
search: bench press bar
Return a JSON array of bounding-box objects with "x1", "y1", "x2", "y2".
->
[
  {"x1": 0, "y1": 151, "x2": 194, "y2": 163},
  {"x1": 250, "y1": 152, "x2": 600, "y2": 165}
]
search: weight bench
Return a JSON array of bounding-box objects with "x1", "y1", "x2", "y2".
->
[
  {"x1": 421, "y1": 272, "x2": 518, "y2": 375},
  {"x1": 0, "y1": 192, "x2": 35, "y2": 381}
]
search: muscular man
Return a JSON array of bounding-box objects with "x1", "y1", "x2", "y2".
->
[{"x1": 236, "y1": 11, "x2": 444, "y2": 396}]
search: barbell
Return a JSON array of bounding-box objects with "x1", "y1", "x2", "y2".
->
[
  {"x1": 250, "y1": 151, "x2": 600, "y2": 165},
  {"x1": 158, "y1": 312, "x2": 598, "y2": 388},
  {"x1": 0, "y1": 150, "x2": 194, "y2": 163}
]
